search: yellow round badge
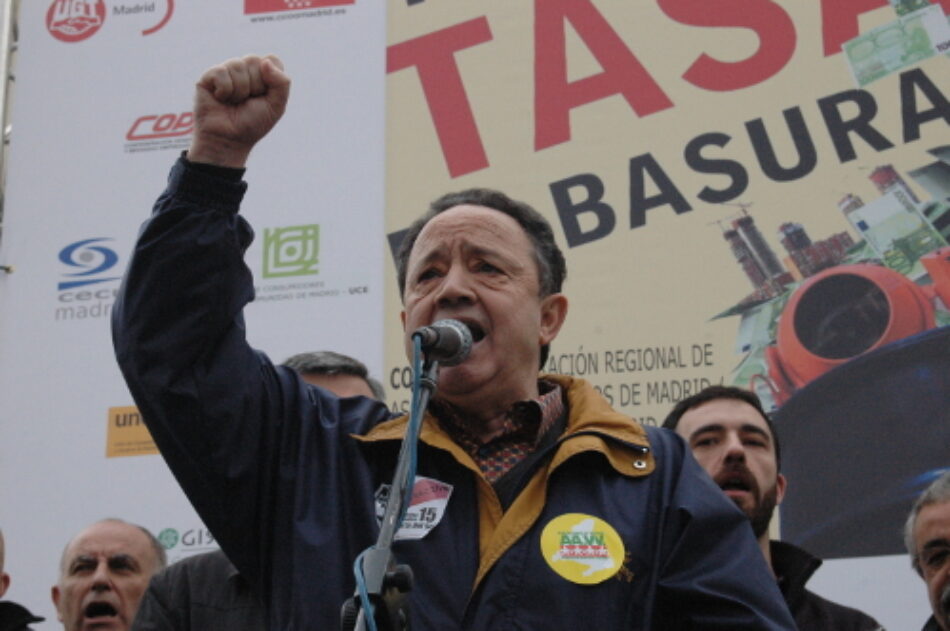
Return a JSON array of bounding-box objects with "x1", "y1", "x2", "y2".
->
[{"x1": 540, "y1": 513, "x2": 625, "y2": 584}]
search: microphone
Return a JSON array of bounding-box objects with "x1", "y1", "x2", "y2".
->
[{"x1": 412, "y1": 319, "x2": 473, "y2": 366}]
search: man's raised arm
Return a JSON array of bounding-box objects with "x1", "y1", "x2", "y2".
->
[{"x1": 110, "y1": 55, "x2": 302, "y2": 590}]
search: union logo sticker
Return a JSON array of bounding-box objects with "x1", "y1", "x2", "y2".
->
[{"x1": 540, "y1": 513, "x2": 625, "y2": 584}]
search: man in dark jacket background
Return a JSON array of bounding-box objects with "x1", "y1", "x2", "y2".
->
[{"x1": 663, "y1": 385, "x2": 884, "y2": 630}]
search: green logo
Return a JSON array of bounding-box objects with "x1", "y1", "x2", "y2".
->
[
  {"x1": 558, "y1": 531, "x2": 606, "y2": 546},
  {"x1": 263, "y1": 224, "x2": 320, "y2": 278},
  {"x1": 157, "y1": 528, "x2": 180, "y2": 550}
]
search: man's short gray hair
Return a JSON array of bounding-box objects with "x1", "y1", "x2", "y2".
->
[
  {"x1": 281, "y1": 351, "x2": 384, "y2": 401},
  {"x1": 904, "y1": 470, "x2": 950, "y2": 575}
]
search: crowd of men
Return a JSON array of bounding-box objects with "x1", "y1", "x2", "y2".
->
[
  {"x1": 1, "y1": 384, "x2": 948, "y2": 629},
  {"x1": 2, "y1": 54, "x2": 947, "y2": 630},
  {"x1": 3, "y1": 384, "x2": 948, "y2": 630}
]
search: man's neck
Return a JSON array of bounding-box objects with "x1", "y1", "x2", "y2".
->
[
  {"x1": 758, "y1": 534, "x2": 776, "y2": 577},
  {"x1": 436, "y1": 382, "x2": 541, "y2": 443},
  {"x1": 435, "y1": 400, "x2": 513, "y2": 443}
]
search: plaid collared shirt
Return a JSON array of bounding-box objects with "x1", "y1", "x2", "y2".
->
[{"x1": 434, "y1": 381, "x2": 565, "y2": 483}]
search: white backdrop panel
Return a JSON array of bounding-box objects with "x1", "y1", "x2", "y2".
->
[{"x1": 0, "y1": 2, "x2": 385, "y2": 628}]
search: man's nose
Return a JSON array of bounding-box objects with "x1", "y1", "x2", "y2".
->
[
  {"x1": 435, "y1": 265, "x2": 475, "y2": 307},
  {"x1": 90, "y1": 562, "x2": 112, "y2": 591},
  {"x1": 723, "y1": 433, "x2": 746, "y2": 461}
]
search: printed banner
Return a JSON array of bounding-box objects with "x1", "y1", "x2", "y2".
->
[
  {"x1": 383, "y1": 2, "x2": 950, "y2": 629},
  {"x1": 0, "y1": 2, "x2": 947, "y2": 630}
]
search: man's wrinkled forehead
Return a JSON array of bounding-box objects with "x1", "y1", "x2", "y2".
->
[
  {"x1": 60, "y1": 522, "x2": 152, "y2": 573},
  {"x1": 416, "y1": 205, "x2": 523, "y2": 243},
  {"x1": 409, "y1": 206, "x2": 534, "y2": 269},
  {"x1": 679, "y1": 399, "x2": 777, "y2": 450}
]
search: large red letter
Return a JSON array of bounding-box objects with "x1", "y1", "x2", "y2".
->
[
  {"x1": 658, "y1": 0, "x2": 796, "y2": 91},
  {"x1": 387, "y1": 18, "x2": 493, "y2": 178},
  {"x1": 820, "y1": 0, "x2": 888, "y2": 56},
  {"x1": 534, "y1": 0, "x2": 673, "y2": 151}
]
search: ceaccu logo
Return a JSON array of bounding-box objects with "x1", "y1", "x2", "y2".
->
[
  {"x1": 125, "y1": 111, "x2": 193, "y2": 153},
  {"x1": 253, "y1": 223, "x2": 346, "y2": 303},
  {"x1": 263, "y1": 224, "x2": 320, "y2": 278},
  {"x1": 245, "y1": 0, "x2": 353, "y2": 16},
  {"x1": 47, "y1": 0, "x2": 106, "y2": 43},
  {"x1": 55, "y1": 237, "x2": 121, "y2": 321}
]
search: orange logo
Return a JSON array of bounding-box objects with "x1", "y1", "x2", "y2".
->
[{"x1": 106, "y1": 406, "x2": 158, "y2": 458}]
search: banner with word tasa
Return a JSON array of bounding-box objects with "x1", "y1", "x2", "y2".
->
[
  {"x1": 383, "y1": 1, "x2": 949, "y2": 628},
  {"x1": 0, "y1": 2, "x2": 384, "y2": 628}
]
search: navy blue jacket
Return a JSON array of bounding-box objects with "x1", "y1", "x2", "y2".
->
[{"x1": 112, "y1": 159, "x2": 796, "y2": 630}]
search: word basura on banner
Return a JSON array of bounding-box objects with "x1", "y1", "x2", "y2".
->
[{"x1": 552, "y1": 67, "x2": 947, "y2": 247}]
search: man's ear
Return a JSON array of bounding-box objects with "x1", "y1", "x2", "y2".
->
[
  {"x1": 0, "y1": 572, "x2": 9, "y2": 598},
  {"x1": 539, "y1": 293, "x2": 569, "y2": 346},
  {"x1": 775, "y1": 473, "x2": 788, "y2": 506},
  {"x1": 52, "y1": 584, "x2": 64, "y2": 621}
]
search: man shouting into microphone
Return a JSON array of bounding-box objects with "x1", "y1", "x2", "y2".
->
[{"x1": 112, "y1": 55, "x2": 794, "y2": 630}]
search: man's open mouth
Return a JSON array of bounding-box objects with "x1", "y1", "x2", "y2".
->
[
  {"x1": 84, "y1": 602, "x2": 118, "y2": 619},
  {"x1": 467, "y1": 322, "x2": 486, "y2": 343},
  {"x1": 719, "y1": 477, "x2": 752, "y2": 493},
  {"x1": 715, "y1": 466, "x2": 757, "y2": 498}
]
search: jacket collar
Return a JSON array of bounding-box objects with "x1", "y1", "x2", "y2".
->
[
  {"x1": 770, "y1": 539, "x2": 822, "y2": 606},
  {"x1": 922, "y1": 615, "x2": 942, "y2": 631},
  {"x1": 356, "y1": 374, "x2": 653, "y2": 476},
  {"x1": 361, "y1": 375, "x2": 647, "y2": 443}
]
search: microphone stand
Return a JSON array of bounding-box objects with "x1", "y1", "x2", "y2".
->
[{"x1": 341, "y1": 354, "x2": 440, "y2": 631}]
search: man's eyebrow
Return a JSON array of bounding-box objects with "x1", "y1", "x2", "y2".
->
[
  {"x1": 410, "y1": 243, "x2": 519, "y2": 272},
  {"x1": 466, "y1": 244, "x2": 525, "y2": 269},
  {"x1": 71, "y1": 554, "x2": 95, "y2": 564},
  {"x1": 687, "y1": 423, "x2": 771, "y2": 442},
  {"x1": 411, "y1": 247, "x2": 446, "y2": 270},
  {"x1": 687, "y1": 424, "x2": 724, "y2": 442},
  {"x1": 109, "y1": 553, "x2": 139, "y2": 567},
  {"x1": 921, "y1": 537, "x2": 950, "y2": 553},
  {"x1": 739, "y1": 424, "x2": 771, "y2": 441},
  {"x1": 68, "y1": 554, "x2": 96, "y2": 570}
]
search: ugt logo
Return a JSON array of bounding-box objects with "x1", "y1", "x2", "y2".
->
[
  {"x1": 58, "y1": 238, "x2": 120, "y2": 290},
  {"x1": 47, "y1": 0, "x2": 106, "y2": 43},
  {"x1": 263, "y1": 224, "x2": 320, "y2": 278}
]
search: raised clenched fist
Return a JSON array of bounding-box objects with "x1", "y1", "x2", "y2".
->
[{"x1": 187, "y1": 54, "x2": 291, "y2": 168}]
